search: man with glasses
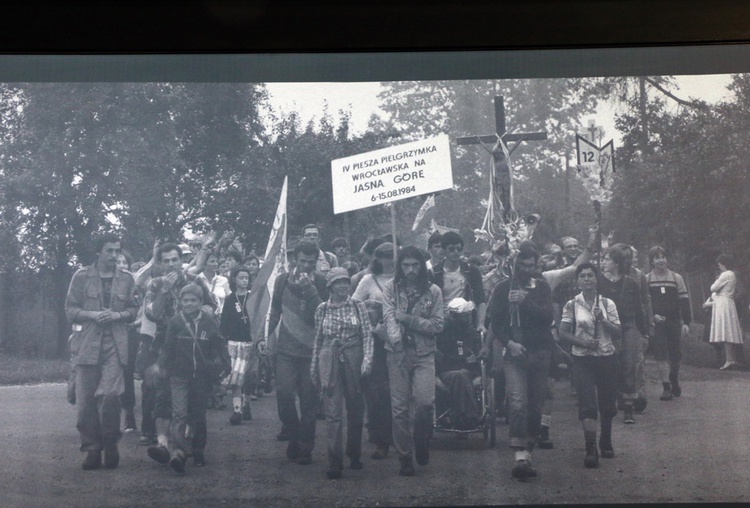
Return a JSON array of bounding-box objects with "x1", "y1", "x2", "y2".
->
[
  {"x1": 430, "y1": 231, "x2": 487, "y2": 430},
  {"x1": 489, "y1": 241, "x2": 555, "y2": 481},
  {"x1": 301, "y1": 224, "x2": 339, "y2": 276}
]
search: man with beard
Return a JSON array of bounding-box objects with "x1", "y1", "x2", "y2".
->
[
  {"x1": 383, "y1": 246, "x2": 444, "y2": 476},
  {"x1": 489, "y1": 241, "x2": 555, "y2": 481}
]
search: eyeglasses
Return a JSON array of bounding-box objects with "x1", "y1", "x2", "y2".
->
[{"x1": 445, "y1": 245, "x2": 463, "y2": 253}]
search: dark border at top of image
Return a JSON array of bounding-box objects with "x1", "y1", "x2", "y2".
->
[
  {"x1": 2, "y1": 1, "x2": 750, "y2": 53},
  {"x1": 1, "y1": 1, "x2": 750, "y2": 83}
]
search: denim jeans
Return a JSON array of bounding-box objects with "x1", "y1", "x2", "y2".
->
[
  {"x1": 364, "y1": 339, "x2": 392, "y2": 448},
  {"x1": 120, "y1": 328, "x2": 140, "y2": 413},
  {"x1": 275, "y1": 353, "x2": 317, "y2": 453},
  {"x1": 322, "y1": 344, "x2": 365, "y2": 466},
  {"x1": 169, "y1": 375, "x2": 210, "y2": 455},
  {"x1": 386, "y1": 347, "x2": 435, "y2": 460},
  {"x1": 75, "y1": 333, "x2": 124, "y2": 451},
  {"x1": 503, "y1": 349, "x2": 551, "y2": 449}
]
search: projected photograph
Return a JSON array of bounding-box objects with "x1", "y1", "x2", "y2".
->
[{"x1": 1, "y1": 50, "x2": 749, "y2": 506}]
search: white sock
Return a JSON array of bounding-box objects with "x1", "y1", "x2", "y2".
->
[
  {"x1": 157, "y1": 434, "x2": 168, "y2": 447},
  {"x1": 541, "y1": 414, "x2": 551, "y2": 427},
  {"x1": 233, "y1": 396, "x2": 242, "y2": 412},
  {"x1": 515, "y1": 450, "x2": 531, "y2": 462}
]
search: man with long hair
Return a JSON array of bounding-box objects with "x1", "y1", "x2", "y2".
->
[
  {"x1": 489, "y1": 241, "x2": 555, "y2": 481},
  {"x1": 382, "y1": 246, "x2": 444, "y2": 476}
]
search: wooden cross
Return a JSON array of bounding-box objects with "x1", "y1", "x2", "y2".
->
[
  {"x1": 585, "y1": 119, "x2": 604, "y2": 146},
  {"x1": 456, "y1": 96, "x2": 547, "y2": 220}
]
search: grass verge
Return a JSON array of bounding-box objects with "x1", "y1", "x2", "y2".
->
[{"x1": 0, "y1": 353, "x2": 70, "y2": 385}]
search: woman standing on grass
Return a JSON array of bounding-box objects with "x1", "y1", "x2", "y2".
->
[{"x1": 704, "y1": 254, "x2": 743, "y2": 370}]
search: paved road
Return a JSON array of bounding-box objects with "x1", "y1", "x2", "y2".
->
[{"x1": 1, "y1": 361, "x2": 748, "y2": 507}]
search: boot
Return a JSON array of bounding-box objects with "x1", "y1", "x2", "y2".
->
[
  {"x1": 326, "y1": 463, "x2": 342, "y2": 479},
  {"x1": 399, "y1": 456, "x2": 415, "y2": 477},
  {"x1": 103, "y1": 442, "x2": 120, "y2": 469},
  {"x1": 600, "y1": 437, "x2": 615, "y2": 459},
  {"x1": 371, "y1": 445, "x2": 389, "y2": 459},
  {"x1": 669, "y1": 373, "x2": 681, "y2": 397},
  {"x1": 82, "y1": 450, "x2": 102, "y2": 470},
  {"x1": 538, "y1": 425, "x2": 554, "y2": 449},
  {"x1": 659, "y1": 382, "x2": 673, "y2": 401},
  {"x1": 584, "y1": 442, "x2": 599, "y2": 468}
]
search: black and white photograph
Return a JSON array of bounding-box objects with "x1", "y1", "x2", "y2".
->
[{"x1": 2, "y1": 2, "x2": 750, "y2": 506}]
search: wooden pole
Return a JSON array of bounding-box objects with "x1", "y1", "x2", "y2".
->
[{"x1": 390, "y1": 202, "x2": 398, "y2": 267}]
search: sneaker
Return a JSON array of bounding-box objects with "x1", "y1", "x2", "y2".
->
[
  {"x1": 350, "y1": 458, "x2": 363, "y2": 470},
  {"x1": 371, "y1": 446, "x2": 389, "y2": 460},
  {"x1": 103, "y1": 443, "x2": 120, "y2": 469},
  {"x1": 124, "y1": 411, "x2": 137, "y2": 433},
  {"x1": 147, "y1": 444, "x2": 171, "y2": 465},
  {"x1": 414, "y1": 434, "x2": 429, "y2": 466},
  {"x1": 242, "y1": 403, "x2": 252, "y2": 421},
  {"x1": 623, "y1": 406, "x2": 635, "y2": 424},
  {"x1": 659, "y1": 387, "x2": 673, "y2": 401},
  {"x1": 229, "y1": 411, "x2": 242, "y2": 425},
  {"x1": 193, "y1": 452, "x2": 205, "y2": 467},
  {"x1": 584, "y1": 443, "x2": 599, "y2": 468},
  {"x1": 286, "y1": 440, "x2": 300, "y2": 460},
  {"x1": 249, "y1": 394, "x2": 258, "y2": 401},
  {"x1": 170, "y1": 451, "x2": 186, "y2": 474},
  {"x1": 297, "y1": 452, "x2": 313, "y2": 465},
  {"x1": 399, "y1": 457, "x2": 415, "y2": 477},
  {"x1": 82, "y1": 450, "x2": 102, "y2": 470},
  {"x1": 511, "y1": 459, "x2": 532, "y2": 480},
  {"x1": 538, "y1": 426, "x2": 554, "y2": 449}
]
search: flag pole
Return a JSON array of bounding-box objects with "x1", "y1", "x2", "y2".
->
[{"x1": 390, "y1": 202, "x2": 398, "y2": 267}]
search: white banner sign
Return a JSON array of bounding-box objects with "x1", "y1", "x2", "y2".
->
[{"x1": 330, "y1": 134, "x2": 453, "y2": 214}]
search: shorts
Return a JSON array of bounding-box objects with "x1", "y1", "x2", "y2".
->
[{"x1": 650, "y1": 320, "x2": 682, "y2": 363}]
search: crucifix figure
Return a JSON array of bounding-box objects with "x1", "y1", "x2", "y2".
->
[{"x1": 456, "y1": 96, "x2": 547, "y2": 221}]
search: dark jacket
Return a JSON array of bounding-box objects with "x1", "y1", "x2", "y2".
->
[
  {"x1": 489, "y1": 276, "x2": 555, "y2": 352},
  {"x1": 431, "y1": 260, "x2": 487, "y2": 305},
  {"x1": 159, "y1": 311, "x2": 230, "y2": 379},
  {"x1": 267, "y1": 270, "x2": 329, "y2": 357},
  {"x1": 65, "y1": 264, "x2": 138, "y2": 366},
  {"x1": 220, "y1": 291, "x2": 252, "y2": 342}
]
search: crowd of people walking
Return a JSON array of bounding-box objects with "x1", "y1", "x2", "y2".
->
[{"x1": 64, "y1": 222, "x2": 745, "y2": 482}]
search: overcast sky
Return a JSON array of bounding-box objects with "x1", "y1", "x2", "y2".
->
[{"x1": 265, "y1": 74, "x2": 734, "y2": 143}]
